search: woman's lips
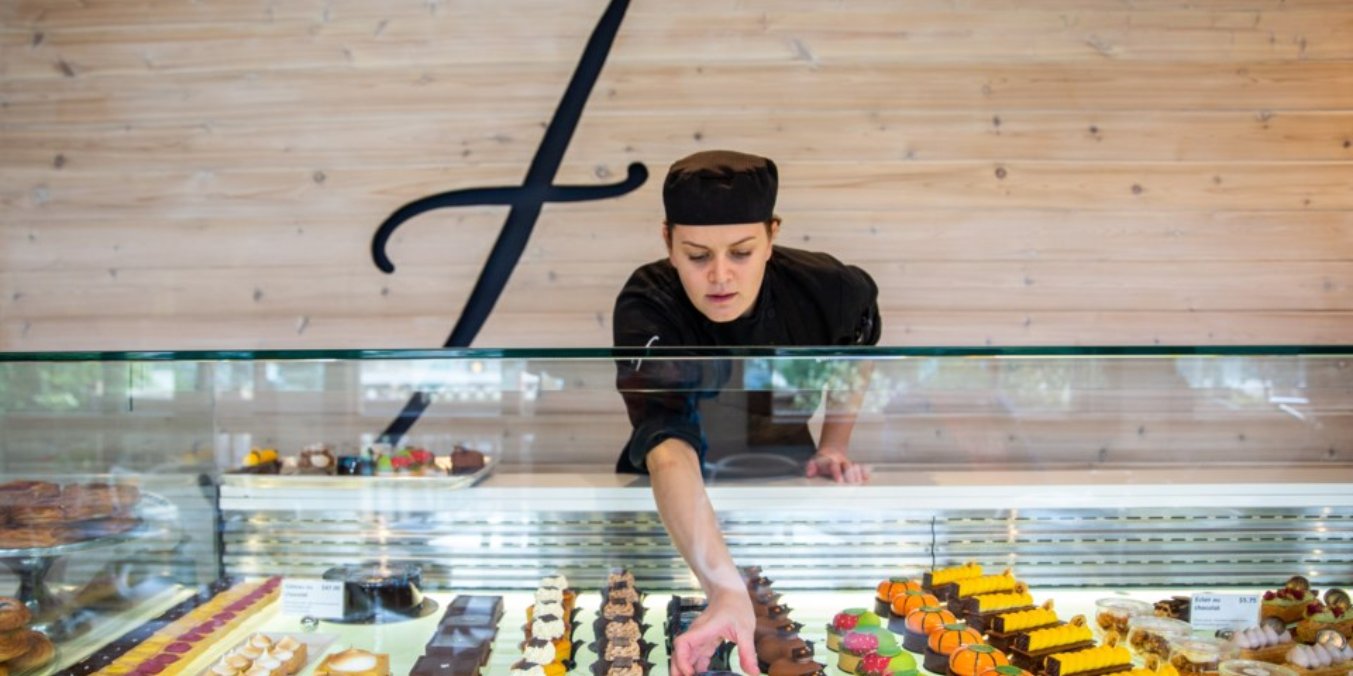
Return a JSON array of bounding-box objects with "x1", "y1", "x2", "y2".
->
[{"x1": 706, "y1": 293, "x2": 737, "y2": 304}]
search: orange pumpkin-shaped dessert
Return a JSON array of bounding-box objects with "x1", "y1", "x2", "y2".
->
[
  {"x1": 924, "y1": 623, "x2": 984, "y2": 674},
  {"x1": 892, "y1": 591, "x2": 942, "y2": 618},
  {"x1": 877, "y1": 577, "x2": 924, "y2": 614},
  {"x1": 951, "y1": 644, "x2": 1010, "y2": 676},
  {"x1": 903, "y1": 606, "x2": 958, "y2": 653},
  {"x1": 929, "y1": 623, "x2": 984, "y2": 655}
]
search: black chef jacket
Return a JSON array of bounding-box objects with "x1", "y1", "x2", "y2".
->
[{"x1": 612, "y1": 246, "x2": 881, "y2": 476}]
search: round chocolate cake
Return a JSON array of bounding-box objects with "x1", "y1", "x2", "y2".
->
[{"x1": 323, "y1": 561, "x2": 425, "y2": 622}]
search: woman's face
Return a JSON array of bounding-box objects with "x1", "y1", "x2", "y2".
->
[{"x1": 665, "y1": 220, "x2": 778, "y2": 323}]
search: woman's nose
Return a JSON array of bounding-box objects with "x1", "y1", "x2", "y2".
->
[{"x1": 708, "y1": 256, "x2": 730, "y2": 284}]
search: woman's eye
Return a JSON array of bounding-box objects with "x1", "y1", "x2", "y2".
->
[
  {"x1": 687, "y1": 254, "x2": 709, "y2": 262},
  {"x1": 731, "y1": 251, "x2": 752, "y2": 259}
]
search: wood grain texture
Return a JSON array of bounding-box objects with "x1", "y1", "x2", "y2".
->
[{"x1": 2, "y1": 0, "x2": 1351, "y2": 356}]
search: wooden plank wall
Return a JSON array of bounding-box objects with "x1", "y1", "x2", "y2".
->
[{"x1": 2, "y1": 0, "x2": 1352, "y2": 351}]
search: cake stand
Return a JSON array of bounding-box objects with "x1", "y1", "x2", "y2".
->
[{"x1": 0, "y1": 494, "x2": 171, "y2": 640}]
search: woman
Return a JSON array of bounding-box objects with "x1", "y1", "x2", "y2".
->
[{"x1": 613, "y1": 150, "x2": 880, "y2": 675}]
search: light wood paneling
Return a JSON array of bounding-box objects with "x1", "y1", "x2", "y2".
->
[
  {"x1": 5, "y1": 111, "x2": 1353, "y2": 169},
  {"x1": 4, "y1": 10, "x2": 1353, "y2": 81},
  {"x1": 2, "y1": 0, "x2": 1351, "y2": 355}
]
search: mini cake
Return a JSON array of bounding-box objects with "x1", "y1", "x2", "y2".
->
[
  {"x1": 240, "y1": 448, "x2": 281, "y2": 474},
  {"x1": 754, "y1": 629, "x2": 811, "y2": 667},
  {"x1": 767, "y1": 649, "x2": 829, "y2": 676},
  {"x1": 1043, "y1": 646, "x2": 1133, "y2": 676},
  {"x1": 1232, "y1": 625, "x2": 1293, "y2": 663},
  {"x1": 826, "y1": 608, "x2": 881, "y2": 652},
  {"x1": 905, "y1": 606, "x2": 959, "y2": 653},
  {"x1": 758, "y1": 615, "x2": 805, "y2": 644},
  {"x1": 1169, "y1": 636, "x2": 1232, "y2": 674},
  {"x1": 1263, "y1": 578, "x2": 1319, "y2": 625},
  {"x1": 950, "y1": 570, "x2": 1021, "y2": 603},
  {"x1": 961, "y1": 589, "x2": 1037, "y2": 632},
  {"x1": 860, "y1": 645, "x2": 920, "y2": 676},
  {"x1": 390, "y1": 447, "x2": 440, "y2": 476},
  {"x1": 323, "y1": 562, "x2": 425, "y2": 622},
  {"x1": 925, "y1": 623, "x2": 985, "y2": 674},
  {"x1": 450, "y1": 446, "x2": 487, "y2": 475},
  {"x1": 1127, "y1": 616, "x2": 1192, "y2": 663},
  {"x1": 878, "y1": 577, "x2": 925, "y2": 616},
  {"x1": 1283, "y1": 642, "x2": 1353, "y2": 676},
  {"x1": 1095, "y1": 598, "x2": 1153, "y2": 638},
  {"x1": 1013, "y1": 615, "x2": 1095, "y2": 669},
  {"x1": 1155, "y1": 597, "x2": 1192, "y2": 622},
  {"x1": 988, "y1": 604, "x2": 1061, "y2": 653},
  {"x1": 840, "y1": 628, "x2": 888, "y2": 675},
  {"x1": 951, "y1": 644, "x2": 1011, "y2": 676},
  {"x1": 1292, "y1": 603, "x2": 1352, "y2": 644},
  {"x1": 925, "y1": 562, "x2": 984, "y2": 595},
  {"x1": 299, "y1": 444, "x2": 337, "y2": 474},
  {"x1": 890, "y1": 591, "x2": 944, "y2": 633}
]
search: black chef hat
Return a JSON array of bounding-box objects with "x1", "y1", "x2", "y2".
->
[{"x1": 662, "y1": 150, "x2": 778, "y2": 226}]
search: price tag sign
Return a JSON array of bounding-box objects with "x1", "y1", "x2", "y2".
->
[
  {"x1": 1191, "y1": 592, "x2": 1261, "y2": 631},
  {"x1": 280, "y1": 578, "x2": 345, "y2": 619}
]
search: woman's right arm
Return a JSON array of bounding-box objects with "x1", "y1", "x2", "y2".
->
[{"x1": 647, "y1": 438, "x2": 759, "y2": 675}]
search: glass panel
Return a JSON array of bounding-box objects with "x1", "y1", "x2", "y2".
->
[{"x1": 1, "y1": 348, "x2": 1351, "y2": 675}]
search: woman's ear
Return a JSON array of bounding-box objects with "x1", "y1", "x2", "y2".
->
[
  {"x1": 768, "y1": 217, "x2": 781, "y2": 243},
  {"x1": 661, "y1": 222, "x2": 673, "y2": 251}
]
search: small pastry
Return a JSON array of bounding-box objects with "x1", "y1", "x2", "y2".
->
[
  {"x1": 826, "y1": 608, "x2": 881, "y2": 652},
  {"x1": 523, "y1": 636, "x2": 556, "y2": 665},
  {"x1": 950, "y1": 644, "x2": 1010, "y2": 676},
  {"x1": 1263, "y1": 577, "x2": 1320, "y2": 625},
  {"x1": 903, "y1": 605, "x2": 958, "y2": 653},
  {"x1": 535, "y1": 587, "x2": 563, "y2": 605},
  {"x1": 605, "y1": 637, "x2": 642, "y2": 661},
  {"x1": 1233, "y1": 625, "x2": 1293, "y2": 663},
  {"x1": 603, "y1": 600, "x2": 636, "y2": 621},
  {"x1": 605, "y1": 619, "x2": 642, "y2": 641},
  {"x1": 532, "y1": 614, "x2": 566, "y2": 641},
  {"x1": 859, "y1": 646, "x2": 920, "y2": 676}
]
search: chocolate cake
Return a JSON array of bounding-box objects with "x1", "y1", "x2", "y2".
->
[{"x1": 323, "y1": 562, "x2": 425, "y2": 622}]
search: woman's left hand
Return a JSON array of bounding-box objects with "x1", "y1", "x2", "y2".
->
[{"x1": 806, "y1": 448, "x2": 871, "y2": 484}]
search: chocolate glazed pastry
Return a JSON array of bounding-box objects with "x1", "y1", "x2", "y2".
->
[{"x1": 755, "y1": 630, "x2": 811, "y2": 665}]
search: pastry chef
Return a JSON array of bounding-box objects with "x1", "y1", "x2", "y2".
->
[{"x1": 612, "y1": 150, "x2": 881, "y2": 675}]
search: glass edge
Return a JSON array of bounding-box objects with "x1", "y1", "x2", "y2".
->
[{"x1": 0, "y1": 345, "x2": 1350, "y2": 363}]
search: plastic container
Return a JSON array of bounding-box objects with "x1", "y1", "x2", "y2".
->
[
  {"x1": 1218, "y1": 659, "x2": 1299, "y2": 676},
  {"x1": 1127, "y1": 615, "x2": 1193, "y2": 661},
  {"x1": 1094, "y1": 597, "x2": 1153, "y2": 637},
  {"x1": 1171, "y1": 636, "x2": 1236, "y2": 674}
]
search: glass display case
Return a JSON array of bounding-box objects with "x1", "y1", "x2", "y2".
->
[{"x1": 1, "y1": 346, "x2": 1350, "y2": 675}]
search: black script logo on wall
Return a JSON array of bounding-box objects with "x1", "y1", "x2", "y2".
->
[{"x1": 369, "y1": 0, "x2": 644, "y2": 441}]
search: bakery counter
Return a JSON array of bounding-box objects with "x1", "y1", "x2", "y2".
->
[
  {"x1": 56, "y1": 585, "x2": 1305, "y2": 676},
  {"x1": 216, "y1": 466, "x2": 1353, "y2": 591}
]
